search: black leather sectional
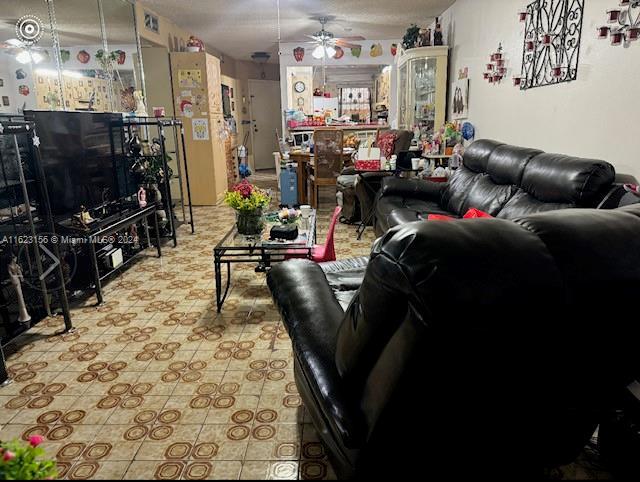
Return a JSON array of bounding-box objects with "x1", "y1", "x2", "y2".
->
[
  {"x1": 374, "y1": 139, "x2": 617, "y2": 236},
  {"x1": 268, "y1": 204, "x2": 640, "y2": 478}
]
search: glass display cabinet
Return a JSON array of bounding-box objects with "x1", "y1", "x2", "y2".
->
[{"x1": 396, "y1": 46, "x2": 449, "y2": 135}]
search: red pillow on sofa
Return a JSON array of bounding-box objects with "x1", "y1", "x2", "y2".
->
[
  {"x1": 427, "y1": 214, "x2": 455, "y2": 221},
  {"x1": 463, "y1": 208, "x2": 493, "y2": 219},
  {"x1": 427, "y1": 209, "x2": 492, "y2": 222}
]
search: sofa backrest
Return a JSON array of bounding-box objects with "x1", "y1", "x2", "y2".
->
[
  {"x1": 334, "y1": 205, "x2": 640, "y2": 469},
  {"x1": 441, "y1": 139, "x2": 616, "y2": 219}
]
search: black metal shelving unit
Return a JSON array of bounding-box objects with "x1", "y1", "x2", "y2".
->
[
  {"x1": 112, "y1": 117, "x2": 195, "y2": 246},
  {"x1": 0, "y1": 119, "x2": 74, "y2": 386}
]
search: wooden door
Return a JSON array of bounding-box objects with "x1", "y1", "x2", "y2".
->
[{"x1": 248, "y1": 80, "x2": 282, "y2": 171}]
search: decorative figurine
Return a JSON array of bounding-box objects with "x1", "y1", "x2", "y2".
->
[
  {"x1": 73, "y1": 205, "x2": 95, "y2": 229},
  {"x1": 434, "y1": 18, "x2": 444, "y2": 46},
  {"x1": 418, "y1": 28, "x2": 432, "y2": 47},
  {"x1": 8, "y1": 256, "x2": 31, "y2": 324},
  {"x1": 138, "y1": 186, "x2": 147, "y2": 208},
  {"x1": 134, "y1": 90, "x2": 148, "y2": 117}
]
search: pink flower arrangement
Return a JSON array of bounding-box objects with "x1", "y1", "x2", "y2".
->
[{"x1": 233, "y1": 179, "x2": 254, "y2": 198}]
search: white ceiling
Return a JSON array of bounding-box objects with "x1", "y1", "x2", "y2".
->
[{"x1": 140, "y1": 0, "x2": 455, "y2": 62}]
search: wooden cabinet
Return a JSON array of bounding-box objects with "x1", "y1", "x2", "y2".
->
[{"x1": 170, "y1": 52, "x2": 228, "y2": 205}]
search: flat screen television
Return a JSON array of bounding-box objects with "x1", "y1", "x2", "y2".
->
[{"x1": 24, "y1": 110, "x2": 136, "y2": 216}]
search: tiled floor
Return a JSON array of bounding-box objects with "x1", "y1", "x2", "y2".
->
[{"x1": 0, "y1": 172, "x2": 376, "y2": 480}]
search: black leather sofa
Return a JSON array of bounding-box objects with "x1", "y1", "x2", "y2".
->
[
  {"x1": 374, "y1": 139, "x2": 617, "y2": 236},
  {"x1": 268, "y1": 205, "x2": 640, "y2": 478}
]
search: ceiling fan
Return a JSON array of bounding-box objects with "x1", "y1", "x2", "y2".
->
[
  {"x1": 305, "y1": 17, "x2": 365, "y2": 59},
  {"x1": 0, "y1": 38, "x2": 49, "y2": 64}
]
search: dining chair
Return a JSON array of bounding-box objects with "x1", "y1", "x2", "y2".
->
[{"x1": 308, "y1": 128, "x2": 344, "y2": 208}]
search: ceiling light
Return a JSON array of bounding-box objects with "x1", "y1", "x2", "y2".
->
[
  {"x1": 382, "y1": 65, "x2": 392, "y2": 74},
  {"x1": 15, "y1": 51, "x2": 32, "y2": 64},
  {"x1": 312, "y1": 45, "x2": 325, "y2": 59},
  {"x1": 16, "y1": 50, "x2": 43, "y2": 64},
  {"x1": 325, "y1": 46, "x2": 336, "y2": 58}
]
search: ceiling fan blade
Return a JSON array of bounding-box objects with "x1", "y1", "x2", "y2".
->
[
  {"x1": 335, "y1": 36, "x2": 366, "y2": 41},
  {"x1": 5, "y1": 38, "x2": 23, "y2": 47},
  {"x1": 334, "y1": 40, "x2": 362, "y2": 49}
]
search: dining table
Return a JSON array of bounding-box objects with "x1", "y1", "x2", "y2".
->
[{"x1": 288, "y1": 149, "x2": 355, "y2": 206}]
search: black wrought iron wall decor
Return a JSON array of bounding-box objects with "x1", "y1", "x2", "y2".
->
[{"x1": 517, "y1": 0, "x2": 585, "y2": 90}]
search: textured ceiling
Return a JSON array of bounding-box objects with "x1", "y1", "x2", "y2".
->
[{"x1": 140, "y1": 0, "x2": 455, "y2": 61}]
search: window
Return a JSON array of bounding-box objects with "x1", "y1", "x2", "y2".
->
[{"x1": 339, "y1": 87, "x2": 371, "y2": 122}]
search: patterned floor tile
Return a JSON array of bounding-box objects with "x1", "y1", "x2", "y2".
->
[{"x1": 0, "y1": 172, "x2": 411, "y2": 479}]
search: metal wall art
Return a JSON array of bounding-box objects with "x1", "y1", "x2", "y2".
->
[
  {"x1": 516, "y1": 0, "x2": 584, "y2": 90},
  {"x1": 483, "y1": 43, "x2": 507, "y2": 84},
  {"x1": 597, "y1": 1, "x2": 640, "y2": 46}
]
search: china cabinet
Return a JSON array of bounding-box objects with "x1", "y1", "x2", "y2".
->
[{"x1": 396, "y1": 46, "x2": 449, "y2": 134}]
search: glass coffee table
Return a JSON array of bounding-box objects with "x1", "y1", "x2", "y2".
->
[{"x1": 213, "y1": 210, "x2": 316, "y2": 312}]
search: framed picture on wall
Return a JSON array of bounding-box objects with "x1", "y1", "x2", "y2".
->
[
  {"x1": 2, "y1": 96, "x2": 9, "y2": 106},
  {"x1": 452, "y1": 79, "x2": 469, "y2": 120},
  {"x1": 0, "y1": 79, "x2": 3, "y2": 87}
]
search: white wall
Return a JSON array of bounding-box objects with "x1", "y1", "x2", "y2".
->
[{"x1": 440, "y1": 0, "x2": 639, "y2": 179}]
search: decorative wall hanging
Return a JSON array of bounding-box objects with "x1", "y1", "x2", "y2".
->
[
  {"x1": 370, "y1": 43, "x2": 383, "y2": 57},
  {"x1": 333, "y1": 46, "x2": 344, "y2": 59},
  {"x1": 293, "y1": 46, "x2": 305, "y2": 62},
  {"x1": 350, "y1": 46, "x2": 362, "y2": 57},
  {"x1": 597, "y1": 1, "x2": 640, "y2": 46},
  {"x1": 517, "y1": 0, "x2": 584, "y2": 90},
  {"x1": 452, "y1": 79, "x2": 469, "y2": 120},
  {"x1": 391, "y1": 43, "x2": 398, "y2": 56},
  {"x1": 483, "y1": 43, "x2": 507, "y2": 84}
]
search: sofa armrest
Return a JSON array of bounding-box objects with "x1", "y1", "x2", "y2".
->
[
  {"x1": 380, "y1": 177, "x2": 447, "y2": 202},
  {"x1": 267, "y1": 259, "x2": 345, "y2": 335}
]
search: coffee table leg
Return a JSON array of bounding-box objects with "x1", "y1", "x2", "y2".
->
[{"x1": 215, "y1": 254, "x2": 232, "y2": 313}]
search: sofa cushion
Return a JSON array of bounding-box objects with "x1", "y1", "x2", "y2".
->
[
  {"x1": 462, "y1": 139, "x2": 504, "y2": 173},
  {"x1": 486, "y1": 145, "x2": 543, "y2": 185},
  {"x1": 497, "y1": 190, "x2": 573, "y2": 220},
  {"x1": 460, "y1": 174, "x2": 518, "y2": 216},
  {"x1": 441, "y1": 167, "x2": 480, "y2": 215},
  {"x1": 521, "y1": 153, "x2": 615, "y2": 206}
]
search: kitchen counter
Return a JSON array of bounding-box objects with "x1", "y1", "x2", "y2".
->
[{"x1": 288, "y1": 124, "x2": 388, "y2": 132}]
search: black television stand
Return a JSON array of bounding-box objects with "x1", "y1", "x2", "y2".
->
[{"x1": 56, "y1": 203, "x2": 161, "y2": 305}]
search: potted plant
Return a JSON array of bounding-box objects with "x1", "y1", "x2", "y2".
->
[
  {"x1": 0, "y1": 436, "x2": 58, "y2": 480},
  {"x1": 224, "y1": 180, "x2": 271, "y2": 235}
]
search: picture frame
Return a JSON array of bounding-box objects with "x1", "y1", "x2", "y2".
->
[
  {"x1": 0, "y1": 79, "x2": 4, "y2": 87},
  {"x1": 452, "y1": 79, "x2": 469, "y2": 120},
  {"x1": 2, "y1": 96, "x2": 9, "y2": 106}
]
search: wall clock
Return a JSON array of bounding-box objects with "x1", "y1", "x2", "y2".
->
[{"x1": 294, "y1": 81, "x2": 306, "y2": 93}]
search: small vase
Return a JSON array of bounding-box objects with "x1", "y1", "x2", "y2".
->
[{"x1": 236, "y1": 209, "x2": 264, "y2": 236}]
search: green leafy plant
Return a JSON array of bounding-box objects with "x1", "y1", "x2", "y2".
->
[
  {"x1": 224, "y1": 180, "x2": 271, "y2": 212},
  {"x1": 402, "y1": 24, "x2": 421, "y2": 50},
  {"x1": 0, "y1": 436, "x2": 58, "y2": 480}
]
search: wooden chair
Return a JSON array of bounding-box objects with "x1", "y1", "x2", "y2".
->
[{"x1": 308, "y1": 128, "x2": 344, "y2": 208}]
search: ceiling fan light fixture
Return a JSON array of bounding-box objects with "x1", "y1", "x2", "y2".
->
[
  {"x1": 15, "y1": 50, "x2": 32, "y2": 64},
  {"x1": 325, "y1": 46, "x2": 336, "y2": 58},
  {"x1": 312, "y1": 45, "x2": 325, "y2": 59}
]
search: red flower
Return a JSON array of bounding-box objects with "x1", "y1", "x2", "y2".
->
[
  {"x1": 3, "y1": 450, "x2": 15, "y2": 461},
  {"x1": 29, "y1": 435, "x2": 45, "y2": 447},
  {"x1": 233, "y1": 179, "x2": 254, "y2": 198}
]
